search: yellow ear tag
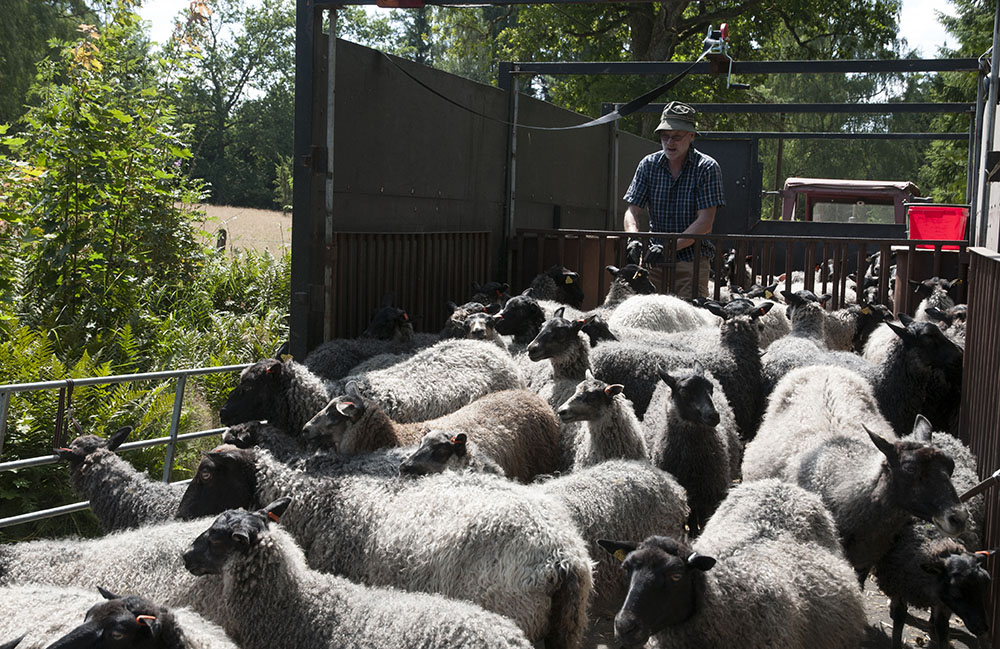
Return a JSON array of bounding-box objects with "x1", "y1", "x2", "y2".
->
[
  {"x1": 614, "y1": 549, "x2": 627, "y2": 562},
  {"x1": 861, "y1": 307, "x2": 871, "y2": 315},
  {"x1": 765, "y1": 290, "x2": 774, "y2": 299},
  {"x1": 280, "y1": 354, "x2": 293, "y2": 363},
  {"x1": 565, "y1": 276, "x2": 574, "y2": 285},
  {"x1": 632, "y1": 272, "x2": 641, "y2": 280}
]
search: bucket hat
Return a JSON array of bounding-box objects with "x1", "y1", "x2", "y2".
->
[{"x1": 654, "y1": 101, "x2": 698, "y2": 134}]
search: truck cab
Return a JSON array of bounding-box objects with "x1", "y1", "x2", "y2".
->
[{"x1": 778, "y1": 177, "x2": 924, "y2": 224}]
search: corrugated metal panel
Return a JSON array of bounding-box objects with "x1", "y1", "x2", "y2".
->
[
  {"x1": 959, "y1": 247, "x2": 1000, "y2": 643},
  {"x1": 327, "y1": 231, "x2": 492, "y2": 339}
]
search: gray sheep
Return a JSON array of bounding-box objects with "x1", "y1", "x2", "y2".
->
[
  {"x1": 329, "y1": 338, "x2": 525, "y2": 424},
  {"x1": 54, "y1": 426, "x2": 184, "y2": 531},
  {"x1": 221, "y1": 420, "x2": 309, "y2": 463},
  {"x1": 597, "y1": 480, "x2": 866, "y2": 649},
  {"x1": 596, "y1": 264, "x2": 656, "y2": 312},
  {"x1": 743, "y1": 365, "x2": 968, "y2": 579},
  {"x1": 874, "y1": 525, "x2": 992, "y2": 649},
  {"x1": 0, "y1": 584, "x2": 238, "y2": 649},
  {"x1": 219, "y1": 358, "x2": 332, "y2": 435},
  {"x1": 398, "y1": 430, "x2": 505, "y2": 477},
  {"x1": 0, "y1": 518, "x2": 226, "y2": 628},
  {"x1": 183, "y1": 499, "x2": 535, "y2": 649},
  {"x1": 536, "y1": 460, "x2": 689, "y2": 619},
  {"x1": 925, "y1": 304, "x2": 967, "y2": 349},
  {"x1": 555, "y1": 374, "x2": 648, "y2": 469},
  {"x1": 174, "y1": 446, "x2": 594, "y2": 649},
  {"x1": 302, "y1": 386, "x2": 561, "y2": 482},
  {"x1": 642, "y1": 362, "x2": 740, "y2": 532}
]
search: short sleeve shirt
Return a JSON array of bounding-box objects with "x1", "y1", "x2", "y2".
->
[{"x1": 623, "y1": 147, "x2": 725, "y2": 262}]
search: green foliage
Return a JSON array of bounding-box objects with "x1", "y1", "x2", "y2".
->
[
  {"x1": 2, "y1": 6, "x2": 208, "y2": 356},
  {"x1": 0, "y1": 0, "x2": 96, "y2": 127},
  {"x1": 169, "y1": 0, "x2": 295, "y2": 208},
  {"x1": 274, "y1": 154, "x2": 293, "y2": 211}
]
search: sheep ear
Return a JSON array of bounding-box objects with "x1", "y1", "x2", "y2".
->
[
  {"x1": 485, "y1": 302, "x2": 502, "y2": 315},
  {"x1": 521, "y1": 287, "x2": 535, "y2": 298},
  {"x1": 898, "y1": 313, "x2": 915, "y2": 326},
  {"x1": 657, "y1": 368, "x2": 677, "y2": 390},
  {"x1": 886, "y1": 321, "x2": 910, "y2": 341},
  {"x1": 924, "y1": 307, "x2": 946, "y2": 322},
  {"x1": 606, "y1": 265, "x2": 620, "y2": 277},
  {"x1": 136, "y1": 615, "x2": 160, "y2": 638},
  {"x1": 261, "y1": 497, "x2": 291, "y2": 523},
  {"x1": 106, "y1": 426, "x2": 133, "y2": 452},
  {"x1": 693, "y1": 361, "x2": 705, "y2": 376},
  {"x1": 975, "y1": 550, "x2": 996, "y2": 564},
  {"x1": 554, "y1": 307, "x2": 566, "y2": 319},
  {"x1": 585, "y1": 369, "x2": 595, "y2": 380},
  {"x1": 865, "y1": 426, "x2": 900, "y2": 467},
  {"x1": 687, "y1": 552, "x2": 716, "y2": 572},
  {"x1": 446, "y1": 301, "x2": 459, "y2": 314},
  {"x1": 96, "y1": 586, "x2": 120, "y2": 600},
  {"x1": 54, "y1": 447, "x2": 77, "y2": 462},
  {"x1": 604, "y1": 384, "x2": 625, "y2": 397},
  {"x1": 818, "y1": 294, "x2": 832, "y2": 307},
  {"x1": 450, "y1": 433, "x2": 467, "y2": 445},
  {"x1": 450, "y1": 433, "x2": 468, "y2": 457},
  {"x1": 232, "y1": 530, "x2": 252, "y2": 553},
  {"x1": 754, "y1": 302, "x2": 773, "y2": 318},
  {"x1": 335, "y1": 400, "x2": 361, "y2": 419},
  {"x1": 911, "y1": 415, "x2": 933, "y2": 443},
  {"x1": 597, "y1": 539, "x2": 637, "y2": 563},
  {"x1": 705, "y1": 302, "x2": 727, "y2": 319},
  {"x1": 264, "y1": 358, "x2": 284, "y2": 377}
]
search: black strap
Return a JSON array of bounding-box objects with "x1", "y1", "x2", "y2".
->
[{"x1": 379, "y1": 46, "x2": 711, "y2": 132}]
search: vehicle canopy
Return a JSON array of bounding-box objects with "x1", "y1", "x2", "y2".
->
[{"x1": 779, "y1": 177, "x2": 923, "y2": 224}]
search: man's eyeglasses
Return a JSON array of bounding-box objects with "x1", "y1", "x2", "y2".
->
[{"x1": 660, "y1": 133, "x2": 692, "y2": 142}]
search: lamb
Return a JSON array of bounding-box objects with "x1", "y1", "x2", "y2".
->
[
  {"x1": 606, "y1": 293, "x2": 718, "y2": 333},
  {"x1": 873, "y1": 526, "x2": 992, "y2": 649},
  {"x1": 443, "y1": 303, "x2": 507, "y2": 350},
  {"x1": 399, "y1": 430, "x2": 505, "y2": 476},
  {"x1": 0, "y1": 584, "x2": 239, "y2": 649},
  {"x1": 555, "y1": 373, "x2": 648, "y2": 469},
  {"x1": 329, "y1": 338, "x2": 525, "y2": 423},
  {"x1": 536, "y1": 460, "x2": 688, "y2": 619},
  {"x1": 0, "y1": 518, "x2": 226, "y2": 627},
  {"x1": 219, "y1": 357, "x2": 332, "y2": 435},
  {"x1": 301, "y1": 386, "x2": 561, "y2": 482},
  {"x1": 182, "y1": 499, "x2": 536, "y2": 649},
  {"x1": 597, "y1": 480, "x2": 866, "y2": 649},
  {"x1": 526, "y1": 308, "x2": 593, "y2": 411},
  {"x1": 642, "y1": 362, "x2": 740, "y2": 532},
  {"x1": 174, "y1": 446, "x2": 594, "y2": 649},
  {"x1": 528, "y1": 264, "x2": 585, "y2": 309},
  {"x1": 54, "y1": 426, "x2": 185, "y2": 531},
  {"x1": 870, "y1": 314, "x2": 964, "y2": 437},
  {"x1": 742, "y1": 365, "x2": 968, "y2": 578},
  {"x1": 596, "y1": 264, "x2": 656, "y2": 311}
]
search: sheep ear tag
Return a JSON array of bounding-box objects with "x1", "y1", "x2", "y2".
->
[
  {"x1": 613, "y1": 549, "x2": 628, "y2": 562},
  {"x1": 136, "y1": 615, "x2": 160, "y2": 637},
  {"x1": 565, "y1": 276, "x2": 574, "y2": 284},
  {"x1": 280, "y1": 353, "x2": 293, "y2": 363},
  {"x1": 267, "y1": 511, "x2": 280, "y2": 522},
  {"x1": 861, "y1": 306, "x2": 871, "y2": 315},
  {"x1": 764, "y1": 289, "x2": 774, "y2": 299}
]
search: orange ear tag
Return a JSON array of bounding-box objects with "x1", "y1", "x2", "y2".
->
[{"x1": 268, "y1": 511, "x2": 280, "y2": 522}]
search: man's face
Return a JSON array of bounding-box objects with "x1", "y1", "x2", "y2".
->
[{"x1": 659, "y1": 130, "x2": 694, "y2": 163}]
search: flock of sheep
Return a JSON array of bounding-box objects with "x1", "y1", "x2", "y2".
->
[{"x1": 0, "y1": 252, "x2": 983, "y2": 649}]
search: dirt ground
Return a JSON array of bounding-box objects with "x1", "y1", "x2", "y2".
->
[{"x1": 580, "y1": 575, "x2": 982, "y2": 649}]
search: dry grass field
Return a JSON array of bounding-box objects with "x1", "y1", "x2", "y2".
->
[{"x1": 191, "y1": 203, "x2": 292, "y2": 257}]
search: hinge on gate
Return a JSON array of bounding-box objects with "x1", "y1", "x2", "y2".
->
[
  {"x1": 986, "y1": 150, "x2": 1000, "y2": 183},
  {"x1": 300, "y1": 146, "x2": 327, "y2": 174}
]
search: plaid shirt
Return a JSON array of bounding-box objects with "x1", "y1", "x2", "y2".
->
[{"x1": 623, "y1": 147, "x2": 725, "y2": 262}]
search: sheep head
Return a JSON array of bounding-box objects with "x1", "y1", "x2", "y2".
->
[{"x1": 183, "y1": 497, "x2": 291, "y2": 577}]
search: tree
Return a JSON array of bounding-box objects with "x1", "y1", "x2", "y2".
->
[
  {"x1": 0, "y1": 0, "x2": 96, "y2": 127},
  {"x1": 169, "y1": 0, "x2": 295, "y2": 206},
  {"x1": 0, "y1": 2, "x2": 207, "y2": 355}
]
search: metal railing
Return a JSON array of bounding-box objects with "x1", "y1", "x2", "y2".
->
[
  {"x1": 513, "y1": 228, "x2": 969, "y2": 313},
  {"x1": 0, "y1": 363, "x2": 251, "y2": 530}
]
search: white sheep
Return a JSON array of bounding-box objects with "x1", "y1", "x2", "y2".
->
[
  {"x1": 607, "y1": 293, "x2": 717, "y2": 333},
  {"x1": 555, "y1": 373, "x2": 647, "y2": 469},
  {"x1": 182, "y1": 499, "x2": 536, "y2": 649}
]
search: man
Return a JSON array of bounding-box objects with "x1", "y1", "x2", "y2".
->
[{"x1": 622, "y1": 101, "x2": 725, "y2": 298}]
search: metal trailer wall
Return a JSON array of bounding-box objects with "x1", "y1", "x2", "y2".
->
[
  {"x1": 958, "y1": 248, "x2": 1000, "y2": 642},
  {"x1": 290, "y1": 32, "x2": 661, "y2": 353}
]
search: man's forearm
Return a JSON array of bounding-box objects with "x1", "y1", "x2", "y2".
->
[{"x1": 676, "y1": 207, "x2": 717, "y2": 250}]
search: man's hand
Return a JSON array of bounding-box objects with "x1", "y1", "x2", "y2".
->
[
  {"x1": 645, "y1": 243, "x2": 664, "y2": 266},
  {"x1": 626, "y1": 238, "x2": 643, "y2": 265}
]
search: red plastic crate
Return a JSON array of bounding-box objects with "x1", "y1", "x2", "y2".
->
[{"x1": 907, "y1": 204, "x2": 968, "y2": 250}]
